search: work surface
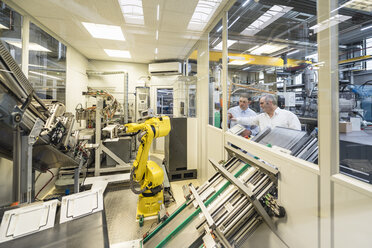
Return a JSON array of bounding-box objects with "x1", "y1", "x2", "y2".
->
[
  {"x1": 339, "y1": 129, "x2": 372, "y2": 146},
  {"x1": 0, "y1": 210, "x2": 109, "y2": 248}
]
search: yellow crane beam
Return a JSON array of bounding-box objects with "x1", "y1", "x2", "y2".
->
[{"x1": 188, "y1": 50, "x2": 309, "y2": 67}]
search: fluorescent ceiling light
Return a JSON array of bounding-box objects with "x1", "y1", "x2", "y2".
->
[
  {"x1": 287, "y1": 50, "x2": 299, "y2": 56},
  {"x1": 2, "y1": 38, "x2": 51, "y2": 52},
  {"x1": 310, "y1": 14, "x2": 351, "y2": 34},
  {"x1": 104, "y1": 49, "x2": 131, "y2": 58},
  {"x1": 187, "y1": 0, "x2": 222, "y2": 31},
  {"x1": 211, "y1": 37, "x2": 219, "y2": 45},
  {"x1": 228, "y1": 60, "x2": 249, "y2": 65},
  {"x1": 249, "y1": 43, "x2": 287, "y2": 55},
  {"x1": 242, "y1": 66, "x2": 251, "y2": 71},
  {"x1": 241, "y1": 5, "x2": 293, "y2": 36},
  {"x1": 0, "y1": 23, "x2": 8, "y2": 29},
  {"x1": 242, "y1": 0, "x2": 250, "y2": 7},
  {"x1": 334, "y1": 0, "x2": 372, "y2": 13},
  {"x1": 29, "y1": 71, "x2": 63, "y2": 80},
  {"x1": 155, "y1": 48, "x2": 158, "y2": 54},
  {"x1": 217, "y1": 26, "x2": 222, "y2": 32},
  {"x1": 119, "y1": 0, "x2": 144, "y2": 25},
  {"x1": 228, "y1": 16, "x2": 240, "y2": 29},
  {"x1": 214, "y1": 40, "x2": 237, "y2": 50},
  {"x1": 361, "y1": 25, "x2": 372, "y2": 31},
  {"x1": 156, "y1": 30, "x2": 159, "y2": 40},
  {"x1": 82, "y1": 22, "x2": 125, "y2": 41},
  {"x1": 157, "y1": 4, "x2": 160, "y2": 21}
]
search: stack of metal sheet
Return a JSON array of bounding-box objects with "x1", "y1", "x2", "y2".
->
[{"x1": 252, "y1": 127, "x2": 318, "y2": 163}]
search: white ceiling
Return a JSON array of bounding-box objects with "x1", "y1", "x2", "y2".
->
[{"x1": 12, "y1": 0, "x2": 227, "y2": 64}]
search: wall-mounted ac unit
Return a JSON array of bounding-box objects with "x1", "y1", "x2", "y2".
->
[{"x1": 148, "y1": 62, "x2": 183, "y2": 75}]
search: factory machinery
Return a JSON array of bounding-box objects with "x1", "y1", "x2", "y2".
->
[
  {"x1": 0, "y1": 42, "x2": 82, "y2": 204},
  {"x1": 143, "y1": 144, "x2": 285, "y2": 248}
]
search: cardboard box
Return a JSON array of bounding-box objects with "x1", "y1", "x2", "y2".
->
[{"x1": 339, "y1": 122, "x2": 352, "y2": 133}]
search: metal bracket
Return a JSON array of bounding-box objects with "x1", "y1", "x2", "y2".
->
[
  {"x1": 189, "y1": 184, "x2": 215, "y2": 229},
  {"x1": 189, "y1": 184, "x2": 233, "y2": 248},
  {"x1": 209, "y1": 159, "x2": 277, "y2": 232},
  {"x1": 29, "y1": 118, "x2": 44, "y2": 145},
  {"x1": 225, "y1": 145, "x2": 278, "y2": 177}
]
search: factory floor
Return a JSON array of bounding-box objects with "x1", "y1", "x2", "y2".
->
[{"x1": 105, "y1": 153, "x2": 200, "y2": 247}]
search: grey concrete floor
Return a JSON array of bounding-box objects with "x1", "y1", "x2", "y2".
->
[{"x1": 104, "y1": 179, "x2": 200, "y2": 247}]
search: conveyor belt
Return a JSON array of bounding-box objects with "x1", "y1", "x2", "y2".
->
[{"x1": 144, "y1": 156, "x2": 278, "y2": 248}]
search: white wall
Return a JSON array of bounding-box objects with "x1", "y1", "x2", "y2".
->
[
  {"x1": 66, "y1": 46, "x2": 89, "y2": 113},
  {"x1": 187, "y1": 118, "x2": 198, "y2": 170},
  {"x1": 206, "y1": 126, "x2": 224, "y2": 180},
  {"x1": 334, "y1": 181, "x2": 372, "y2": 248}
]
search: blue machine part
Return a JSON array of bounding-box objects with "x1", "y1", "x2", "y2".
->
[{"x1": 351, "y1": 85, "x2": 372, "y2": 122}]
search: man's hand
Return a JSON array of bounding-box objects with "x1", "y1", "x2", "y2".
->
[
  {"x1": 241, "y1": 129, "x2": 252, "y2": 138},
  {"x1": 228, "y1": 113, "x2": 237, "y2": 121}
]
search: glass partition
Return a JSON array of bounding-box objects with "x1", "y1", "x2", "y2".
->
[
  {"x1": 0, "y1": 1, "x2": 22, "y2": 65},
  {"x1": 156, "y1": 88, "x2": 173, "y2": 116},
  {"x1": 209, "y1": 19, "x2": 223, "y2": 128},
  {"x1": 174, "y1": 75, "x2": 197, "y2": 118},
  {"x1": 337, "y1": 1, "x2": 372, "y2": 184},
  {"x1": 28, "y1": 22, "x2": 66, "y2": 104},
  {"x1": 226, "y1": 0, "x2": 319, "y2": 163}
]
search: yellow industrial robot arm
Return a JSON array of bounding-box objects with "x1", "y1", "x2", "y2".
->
[{"x1": 124, "y1": 116, "x2": 171, "y2": 194}]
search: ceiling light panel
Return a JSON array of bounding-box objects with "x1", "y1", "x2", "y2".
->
[
  {"x1": 82, "y1": 22, "x2": 125, "y2": 41},
  {"x1": 340, "y1": 0, "x2": 372, "y2": 12},
  {"x1": 249, "y1": 43, "x2": 287, "y2": 55},
  {"x1": 242, "y1": 0, "x2": 251, "y2": 7},
  {"x1": 214, "y1": 40, "x2": 237, "y2": 50},
  {"x1": 228, "y1": 16, "x2": 240, "y2": 29},
  {"x1": 119, "y1": 0, "x2": 144, "y2": 25},
  {"x1": 241, "y1": 5, "x2": 293, "y2": 36},
  {"x1": 361, "y1": 25, "x2": 372, "y2": 31},
  {"x1": 104, "y1": 49, "x2": 131, "y2": 58},
  {"x1": 188, "y1": 0, "x2": 222, "y2": 31},
  {"x1": 310, "y1": 14, "x2": 351, "y2": 34}
]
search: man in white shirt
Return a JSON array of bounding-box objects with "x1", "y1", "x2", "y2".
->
[
  {"x1": 229, "y1": 94, "x2": 301, "y2": 132},
  {"x1": 228, "y1": 93, "x2": 259, "y2": 137}
]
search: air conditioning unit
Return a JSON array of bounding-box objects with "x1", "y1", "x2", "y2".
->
[{"x1": 148, "y1": 62, "x2": 183, "y2": 75}]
